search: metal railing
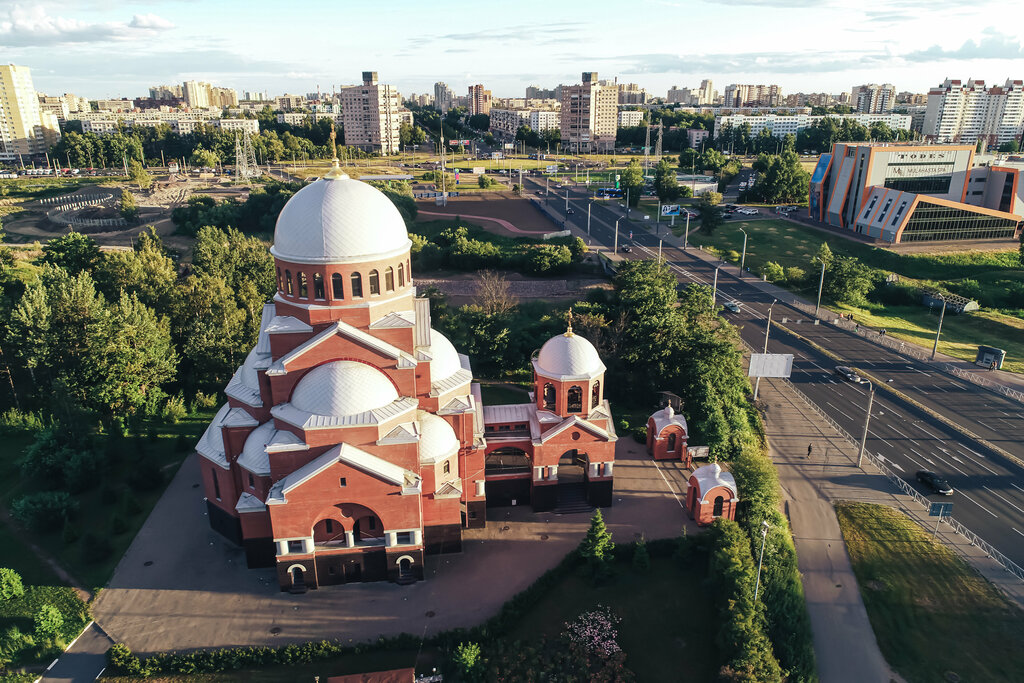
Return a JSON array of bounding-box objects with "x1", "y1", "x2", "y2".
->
[{"x1": 780, "y1": 377, "x2": 1024, "y2": 583}]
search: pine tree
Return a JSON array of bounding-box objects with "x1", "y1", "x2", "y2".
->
[
  {"x1": 119, "y1": 191, "x2": 138, "y2": 220},
  {"x1": 579, "y1": 509, "x2": 615, "y2": 565},
  {"x1": 632, "y1": 536, "x2": 650, "y2": 572}
]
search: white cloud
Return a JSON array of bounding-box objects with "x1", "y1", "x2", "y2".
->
[{"x1": 0, "y1": 5, "x2": 174, "y2": 47}]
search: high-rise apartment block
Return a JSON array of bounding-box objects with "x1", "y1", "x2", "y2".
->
[
  {"x1": 560, "y1": 72, "x2": 617, "y2": 153},
  {"x1": 341, "y1": 72, "x2": 401, "y2": 154},
  {"x1": 0, "y1": 64, "x2": 60, "y2": 161},
  {"x1": 924, "y1": 78, "x2": 1024, "y2": 147},
  {"x1": 697, "y1": 80, "x2": 715, "y2": 106},
  {"x1": 724, "y1": 84, "x2": 783, "y2": 108},
  {"x1": 183, "y1": 80, "x2": 211, "y2": 108},
  {"x1": 526, "y1": 85, "x2": 556, "y2": 100},
  {"x1": 434, "y1": 82, "x2": 454, "y2": 113},
  {"x1": 852, "y1": 83, "x2": 895, "y2": 114},
  {"x1": 150, "y1": 84, "x2": 183, "y2": 100},
  {"x1": 468, "y1": 85, "x2": 491, "y2": 116},
  {"x1": 617, "y1": 83, "x2": 649, "y2": 105}
]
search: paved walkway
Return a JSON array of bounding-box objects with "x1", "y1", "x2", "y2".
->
[{"x1": 79, "y1": 439, "x2": 694, "y2": 660}]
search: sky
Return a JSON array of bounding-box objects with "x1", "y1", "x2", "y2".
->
[{"x1": 4, "y1": 0, "x2": 1024, "y2": 100}]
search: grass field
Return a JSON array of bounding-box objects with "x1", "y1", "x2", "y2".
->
[
  {"x1": 686, "y1": 218, "x2": 1024, "y2": 370},
  {"x1": 478, "y1": 382, "x2": 531, "y2": 405},
  {"x1": 506, "y1": 555, "x2": 718, "y2": 682},
  {"x1": 836, "y1": 502, "x2": 1024, "y2": 683}
]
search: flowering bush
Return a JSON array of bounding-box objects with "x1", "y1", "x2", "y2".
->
[{"x1": 564, "y1": 605, "x2": 622, "y2": 658}]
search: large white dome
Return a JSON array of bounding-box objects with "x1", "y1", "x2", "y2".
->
[
  {"x1": 290, "y1": 361, "x2": 399, "y2": 417},
  {"x1": 535, "y1": 332, "x2": 605, "y2": 380},
  {"x1": 417, "y1": 411, "x2": 460, "y2": 464},
  {"x1": 270, "y1": 176, "x2": 411, "y2": 264},
  {"x1": 429, "y1": 328, "x2": 462, "y2": 382}
]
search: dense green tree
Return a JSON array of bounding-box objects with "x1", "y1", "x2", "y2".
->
[
  {"x1": 453, "y1": 641, "x2": 482, "y2": 681},
  {"x1": 38, "y1": 232, "x2": 102, "y2": 275},
  {"x1": 823, "y1": 255, "x2": 874, "y2": 305},
  {"x1": 0, "y1": 568, "x2": 24, "y2": 601},
  {"x1": 618, "y1": 159, "x2": 644, "y2": 207},
  {"x1": 759, "y1": 261, "x2": 785, "y2": 282},
  {"x1": 0, "y1": 228, "x2": 16, "y2": 281},
  {"x1": 813, "y1": 242, "x2": 834, "y2": 271},
  {"x1": 127, "y1": 160, "x2": 152, "y2": 189},
  {"x1": 749, "y1": 151, "x2": 811, "y2": 203},
  {"x1": 189, "y1": 146, "x2": 219, "y2": 168},
  {"x1": 94, "y1": 229, "x2": 177, "y2": 313},
  {"x1": 999, "y1": 139, "x2": 1020, "y2": 153},
  {"x1": 467, "y1": 113, "x2": 490, "y2": 131},
  {"x1": 171, "y1": 273, "x2": 248, "y2": 386},
  {"x1": 578, "y1": 509, "x2": 615, "y2": 567},
  {"x1": 33, "y1": 604, "x2": 63, "y2": 641},
  {"x1": 653, "y1": 158, "x2": 680, "y2": 203},
  {"x1": 119, "y1": 190, "x2": 138, "y2": 220},
  {"x1": 525, "y1": 244, "x2": 572, "y2": 274},
  {"x1": 698, "y1": 195, "x2": 724, "y2": 234}
]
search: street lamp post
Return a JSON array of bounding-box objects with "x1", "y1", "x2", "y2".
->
[
  {"x1": 753, "y1": 299, "x2": 777, "y2": 400},
  {"x1": 712, "y1": 267, "x2": 719, "y2": 304},
  {"x1": 931, "y1": 293, "x2": 947, "y2": 360},
  {"x1": 739, "y1": 228, "x2": 748, "y2": 273},
  {"x1": 754, "y1": 520, "x2": 770, "y2": 600},
  {"x1": 814, "y1": 258, "x2": 826, "y2": 317},
  {"x1": 684, "y1": 212, "x2": 690, "y2": 249},
  {"x1": 857, "y1": 380, "x2": 875, "y2": 468},
  {"x1": 565, "y1": 188, "x2": 570, "y2": 213},
  {"x1": 614, "y1": 218, "x2": 620, "y2": 255},
  {"x1": 587, "y1": 202, "x2": 592, "y2": 236}
]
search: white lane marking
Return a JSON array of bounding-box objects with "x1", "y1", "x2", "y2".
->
[
  {"x1": 955, "y1": 447, "x2": 999, "y2": 475},
  {"x1": 867, "y1": 430, "x2": 894, "y2": 447},
  {"x1": 983, "y1": 486, "x2": 1024, "y2": 515},
  {"x1": 909, "y1": 447, "x2": 934, "y2": 465},
  {"x1": 882, "y1": 456, "x2": 904, "y2": 472},
  {"x1": 825, "y1": 401, "x2": 854, "y2": 421},
  {"x1": 933, "y1": 385, "x2": 948, "y2": 393},
  {"x1": 957, "y1": 489, "x2": 998, "y2": 517},
  {"x1": 1011, "y1": 482, "x2": 1024, "y2": 494},
  {"x1": 914, "y1": 423, "x2": 942, "y2": 439},
  {"x1": 900, "y1": 450, "x2": 926, "y2": 468},
  {"x1": 928, "y1": 450, "x2": 968, "y2": 476},
  {"x1": 1014, "y1": 528, "x2": 1024, "y2": 539}
]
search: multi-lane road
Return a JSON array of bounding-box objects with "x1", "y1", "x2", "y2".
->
[{"x1": 529, "y1": 177, "x2": 1024, "y2": 570}]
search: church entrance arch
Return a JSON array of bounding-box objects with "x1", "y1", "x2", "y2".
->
[
  {"x1": 555, "y1": 449, "x2": 590, "y2": 509},
  {"x1": 289, "y1": 565, "x2": 305, "y2": 587}
]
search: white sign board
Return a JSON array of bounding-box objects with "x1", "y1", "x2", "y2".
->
[
  {"x1": 472, "y1": 167, "x2": 485, "y2": 175},
  {"x1": 546, "y1": 164, "x2": 559, "y2": 173},
  {"x1": 687, "y1": 446, "x2": 710, "y2": 460},
  {"x1": 661, "y1": 204, "x2": 681, "y2": 216},
  {"x1": 748, "y1": 353, "x2": 794, "y2": 378}
]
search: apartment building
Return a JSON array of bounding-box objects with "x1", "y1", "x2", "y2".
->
[
  {"x1": 617, "y1": 110, "x2": 644, "y2": 127},
  {"x1": 275, "y1": 94, "x2": 307, "y2": 111},
  {"x1": 852, "y1": 83, "x2": 896, "y2": 114},
  {"x1": 0, "y1": 64, "x2": 60, "y2": 161},
  {"x1": 560, "y1": 72, "x2": 617, "y2": 153},
  {"x1": 150, "y1": 84, "x2": 183, "y2": 100},
  {"x1": 924, "y1": 78, "x2": 1024, "y2": 147},
  {"x1": 81, "y1": 116, "x2": 257, "y2": 135},
  {"x1": 667, "y1": 86, "x2": 693, "y2": 105},
  {"x1": 468, "y1": 84, "x2": 491, "y2": 116},
  {"x1": 617, "y1": 83, "x2": 649, "y2": 105},
  {"x1": 697, "y1": 80, "x2": 716, "y2": 106},
  {"x1": 183, "y1": 80, "x2": 211, "y2": 108},
  {"x1": 434, "y1": 82, "x2": 454, "y2": 114},
  {"x1": 489, "y1": 108, "x2": 560, "y2": 138},
  {"x1": 714, "y1": 112, "x2": 911, "y2": 139},
  {"x1": 723, "y1": 84, "x2": 782, "y2": 108},
  {"x1": 341, "y1": 72, "x2": 401, "y2": 154}
]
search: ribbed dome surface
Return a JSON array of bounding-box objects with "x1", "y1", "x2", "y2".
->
[
  {"x1": 238, "y1": 421, "x2": 274, "y2": 475},
  {"x1": 417, "y1": 411, "x2": 460, "y2": 464},
  {"x1": 290, "y1": 361, "x2": 399, "y2": 417},
  {"x1": 535, "y1": 332, "x2": 605, "y2": 380},
  {"x1": 429, "y1": 328, "x2": 462, "y2": 382},
  {"x1": 270, "y1": 176, "x2": 411, "y2": 264}
]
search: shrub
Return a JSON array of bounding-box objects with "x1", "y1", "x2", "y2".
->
[
  {"x1": 64, "y1": 449, "x2": 104, "y2": 493},
  {"x1": 759, "y1": 261, "x2": 785, "y2": 282},
  {"x1": 453, "y1": 641, "x2": 482, "y2": 680},
  {"x1": 631, "y1": 538, "x2": 650, "y2": 572},
  {"x1": 160, "y1": 393, "x2": 188, "y2": 424},
  {"x1": 0, "y1": 408, "x2": 45, "y2": 434},
  {"x1": 0, "y1": 568, "x2": 25, "y2": 601},
  {"x1": 525, "y1": 244, "x2": 572, "y2": 275},
  {"x1": 784, "y1": 266, "x2": 805, "y2": 284},
  {"x1": 631, "y1": 425, "x2": 647, "y2": 443},
  {"x1": 62, "y1": 521, "x2": 79, "y2": 545},
  {"x1": 34, "y1": 604, "x2": 64, "y2": 641},
  {"x1": 191, "y1": 390, "x2": 218, "y2": 410},
  {"x1": 122, "y1": 492, "x2": 143, "y2": 516},
  {"x1": 564, "y1": 605, "x2": 622, "y2": 657},
  {"x1": 10, "y1": 491, "x2": 79, "y2": 532}
]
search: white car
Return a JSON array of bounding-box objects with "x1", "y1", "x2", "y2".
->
[{"x1": 737, "y1": 208, "x2": 759, "y2": 215}]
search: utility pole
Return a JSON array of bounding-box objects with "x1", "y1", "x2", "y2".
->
[
  {"x1": 931, "y1": 293, "x2": 947, "y2": 360},
  {"x1": 684, "y1": 212, "x2": 690, "y2": 249},
  {"x1": 814, "y1": 258, "x2": 826, "y2": 317},
  {"x1": 753, "y1": 299, "x2": 776, "y2": 400},
  {"x1": 587, "y1": 202, "x2": 592, "y2": 236},
  {"x1": 712, "y1": 267, "x2": 719, "y2": 303},
  {"x1": 739, "y1": 228, "x2": 748, "y2": 272},
  {"x1": 754, "y1": 520, "x2": 770, "y2": 600},
  {"x1": 614, "y1": 218, "x2": 620, "y2": 255},
  {"x1": 565, "y1": 188, "x2": 569, "y2": 213},
  {"x1": 857, "y1": 381, "x2": 875, "y2": 468}
]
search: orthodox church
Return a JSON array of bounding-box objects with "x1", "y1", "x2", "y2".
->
[{"x1": 196, "y1": 161, "x2": 617, "y2": 590}]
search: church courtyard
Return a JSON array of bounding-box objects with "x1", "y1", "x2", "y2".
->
[{"x1": 91, "y1": 436, "x2": 696, "y2": 655}]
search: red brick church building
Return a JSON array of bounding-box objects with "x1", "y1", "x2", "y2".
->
[{"x1": 197, "y1": 163, "x2": 617, "y2": 590}]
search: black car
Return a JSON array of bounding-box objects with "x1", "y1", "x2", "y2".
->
[
  {"x1": 834, "y1": 365, "x2": 864, "y2": 383},
  {"x1": 916, "y1": 470, "x2": 954, "y2": 495},
  {"x1": 620, "y1": 244, "x2": 632, "y2": 253},
  {"x1": 567, "y1": 208, "x2": 575, "y2": 214}
]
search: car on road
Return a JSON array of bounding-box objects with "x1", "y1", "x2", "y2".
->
[
  {"x1": 737, "y1": 208, "x2": 759, "y2": 215},
  {"x1": 916, "y1": 470, "x2": 954, "y2": 495},
  {"x1": 834, "y1": 365, "x2": 864, "y2": 383},
  {"x1": 723, "y1": 301, "x2": 741, "y2": 313},
  {"x1": 620, "y1": 244, "x2": 632, "y2": 253}
]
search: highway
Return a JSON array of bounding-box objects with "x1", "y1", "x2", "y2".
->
[{"x1": 527, "y1": 177, "x2": 1024, "y2": 570}]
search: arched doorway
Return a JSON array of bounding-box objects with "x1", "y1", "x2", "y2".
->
[
  {"x1": 556, "y1": 450, "x2": 591, "y2": 511},
  {"x1": 398, "y1": 556, "x2": 414, "y2": 579},
  {"x1": 312, "y1": 518, "x2": 346, "y2": 546},
  {"x1": 713, "y1": 495, "x2": 724, "y2": 517},
  {"x1": 353, "y1": 514, "x2": 384, "y2": 544},
  {"x1": 291, "y1": 565, "x2": 305, "y2": 586}
]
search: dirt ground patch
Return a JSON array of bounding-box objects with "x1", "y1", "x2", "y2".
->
[{"x1": 415, "y1": 195, "x2": 556, "y2": 236}]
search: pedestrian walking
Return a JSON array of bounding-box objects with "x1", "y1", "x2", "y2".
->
[
  {"x1": 807, "y1": 443, "x2": 813, "y2": 457},
  {"x1": 990, "y1": 360, "x2": 997, "y2": 371}
]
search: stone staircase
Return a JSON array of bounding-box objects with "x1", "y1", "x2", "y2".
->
[{"x1": 554, "y1": 483, "x2": 594, "y2": 515}]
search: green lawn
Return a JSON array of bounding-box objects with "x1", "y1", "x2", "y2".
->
[
  {"x1": 1, "y1": 409, "x2": 215, "y2": 590},
  {"x1": 478, "y1": 382, "x2": 531, "y2": 405},
  {"x1": 836, "y1": 502, "x2": 1024, "y2": 683},
  {"x1": 506, "y1": 555, "x2": 718, "y2": 682}
]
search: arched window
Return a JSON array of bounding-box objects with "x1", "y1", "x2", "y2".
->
[
  {"x1": 567, "y1": 385, "x2": 583, "y2": 413},
  {"x1": 298, "y1": 272, "x2": 308, "y2": 298},
  {"x1": 384, "y1": 266, "x2": 395, "y2": 291},
  {"x1": 485, "y1": 447, "x2": 531, "y2": 474},
  {"x1": 543, "y1": 383, "x2": 556, "y2": 411},
  {"x1": 332, "y1": 273, "x2": 344, "y2": 299},
  {"x1": 713, "y1": 495, "x2": 724, "y2": 517},
  {"x1": 350, "y1": 272, "x2": 363, "y2": 298},
  {"x1": 667, "y1": 432, "x2": 677, "y2": 452},
  {"x1": 313, "y1": 273, "x2": 325, "y2": 300},
  {"x1": 276, "y1": 267, "x2": 282, "y2": 292},
  {"x1": 285, "y1": 269, "x2": 293, "y2": 295},
  {"x1": 398, "y1": 263, "x2": 405, "y2": 287},
  {"x1": 591, "y1": 381, "x2": 600, "y2": 408},
  {"x1": 368, "y1": 269, "x2": 380, "y2": 295}
]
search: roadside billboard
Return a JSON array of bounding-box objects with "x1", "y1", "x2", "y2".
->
[
  {"x1": 661, "y1": 204, "x2": 681, "y2": 216},
  {"x1": 545, "y1": 164, "x2": 559, "y2": 173}
]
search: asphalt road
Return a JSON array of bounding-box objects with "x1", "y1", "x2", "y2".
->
[{"x1": 532, "y1": 178, "x2": 1024, "y2": 570}]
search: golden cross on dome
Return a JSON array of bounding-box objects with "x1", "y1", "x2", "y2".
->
[
  {"x1": 564, "y1": 307, "x2": 574, "y2": 336},
  {"x1": 325, "y1": 121, "x2": 346, "y2": 179},
  {"x1": 329, "y1": 121, "x2": 338, "y2": 161}
]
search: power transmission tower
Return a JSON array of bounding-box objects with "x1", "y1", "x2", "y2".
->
[
  {"x1": 234, "y1": 129, "x2": 260, "y2": 182},
  {"x1": 654, "y1": 123, "x2": 663, "y2": 160},
  {"x1": 643, "y1": 123, "x2": 652, "y2": 172}
]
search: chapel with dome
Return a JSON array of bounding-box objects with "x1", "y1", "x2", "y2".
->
[{"x1": 197, "y1": 162, "x2": 617, "y2": 590}]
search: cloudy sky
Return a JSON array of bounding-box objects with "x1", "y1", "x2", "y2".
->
[{"x1": 5, "y1": 0, "x2": 1024, "y2": 100}]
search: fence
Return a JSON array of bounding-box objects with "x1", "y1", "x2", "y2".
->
[
  {"x1": 39, "y1": 193, "x2": 112, "y2": 208},
  {"x1": 45, "y1": 192, "x2": 126, "y2": 230},
  {"x1": 781, "y1": 377, "x2": 1024, "y2": 583}
]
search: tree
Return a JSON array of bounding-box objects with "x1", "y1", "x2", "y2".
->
[
  {"x1": 38, "y1": 232, "x2": 101, "y2": 275},
  {"x1": 578, "y1": 509, "x2": 615, "y2": 570},
  {"x1": 526, "y1": 244, "x2": 572, "y2": 274},
  {"x1": 127, "y1": 160, "x2": 152, "y2": 190},
  {"x1": 171, "y1": 273, "x2": 248, "y2": 386},
  {"x1": 467, "y1": 113, "x2": 489, "y2": 131},
  {"x1": 823, "y1": 255, "x2": 874, "y2": 305},
  {"x1": 94, "y1": 228, "x2": 177, "y2": 313},
  {"x1": 475, "y1": 270, "x2": 517, "y2": 315},
  {"x1": 748, "y1": 151, "x2": 810, "y2": 204},
  {"x1": 653, "y1": 158, "x2": 680, "y2": 203},
  {"x1": 512, "y1": 183, "x2": 522, "y2": 196},
  {"x1": 0, "y1": 568, "x2": 24, "y2": 601},
  {"x1": 813, "y1": 242, "x2": 834, "y2": 271},
  {"x1": 698, "y1": 195, "x2": 724, "y2": 234},
  {"x1": 11, "y1": 491, "x2": 78, "y2": 532},
  {"x1": 999, "y1": 139, "x2": 1020, "y2": 153},
  {"x1": 632, "y1": 537, "x2": 650, "y2": 572},
  {"x1": 453, "y1": 641, "x2": 482, "y2": 681},
  {"x1": 759, "y1": 261, "x2": 785, "y2": 282},
  {"x1": 119, "y1": 190, "x2": 138, "y2": 220},
  {"x1": 619, "y1": 159, "x2": 644, "y2": 207},
  {"x1": 477, "y1": 173, "x2": 495, "y2": 189}
]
